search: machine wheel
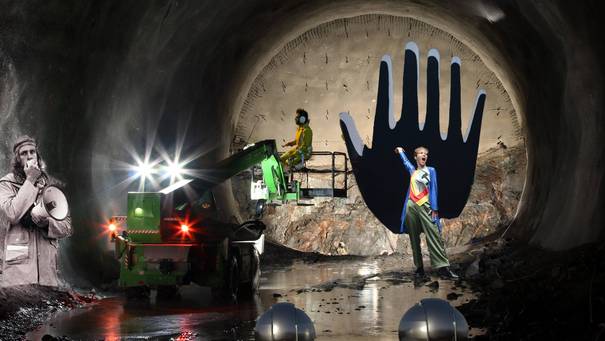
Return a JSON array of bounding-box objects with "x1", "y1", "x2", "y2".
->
[
  {"x1": 125, "y1": 286, "x2": 150, "y2": 300},
  {"x1": 156, "y1": 285, "x2": 180, "y2": 300},
  {"x1": 240, "y1": 250, "x2": 260, "y2": 298},
  {"x1": 224, "y1": 255, "x2": 240, "y2": 302}
]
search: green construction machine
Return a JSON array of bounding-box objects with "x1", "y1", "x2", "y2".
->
[{"x1": 107, "y1": 139, "x2": 347, "y2": 299}]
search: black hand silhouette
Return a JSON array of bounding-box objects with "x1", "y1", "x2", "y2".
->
[{"x1": 339, "y1": 43, "x2": 486, "y2": 234}]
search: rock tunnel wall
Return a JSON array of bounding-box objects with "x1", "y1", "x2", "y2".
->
[
  {"x1": 233, "y1": 144, "x2": 525, "y2": 256},
  {"x1": 1, "y1": 0, "x2": 603, "y2": 284}
]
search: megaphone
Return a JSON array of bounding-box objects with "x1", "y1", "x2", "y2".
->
[{"x1": 31, "y1": 185, "x2": 69, "y2": 221}]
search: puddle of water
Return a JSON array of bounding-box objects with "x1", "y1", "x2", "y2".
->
[
  {"x1": 287, "y1": 281, "x2": 474, "y2": 340},
  {"x1": 27, "y1": 258, "x2": 476, "y2": 340},
  {"x1": 28, "y1": 287, "x2": 264, "y2": 340}
]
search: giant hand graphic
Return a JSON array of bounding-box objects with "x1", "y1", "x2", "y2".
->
[{"x1": 339, "y1": 42, "x2": 486, "y2": 234}]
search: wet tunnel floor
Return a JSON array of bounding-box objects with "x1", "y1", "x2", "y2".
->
[{"x1": 27, "y1": 254, "x2": 478, "y2": 340}]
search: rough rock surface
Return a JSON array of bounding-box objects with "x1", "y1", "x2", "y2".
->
[
  {"x1": 233, "y1": 143, "x2": 525, "y2": 256},
  {"x1": 441, "y1": 144, "x2": 526, "y2": 247},
  {"x1": 456, "y1": 239, "x2": 605, "y2": 340},
  {"x1": 0, "y1": 285, "x2": 95, "y2": 340}
]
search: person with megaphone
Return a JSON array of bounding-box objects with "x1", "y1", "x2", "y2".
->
[{"x1": 0, "y1": 135, "x2": 72, "y2": 287}]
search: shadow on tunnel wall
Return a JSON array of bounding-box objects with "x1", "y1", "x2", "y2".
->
[{"x1": 340, "y1": 46, "x2": 486, "y2": 235}]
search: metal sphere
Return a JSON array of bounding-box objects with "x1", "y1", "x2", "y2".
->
[
  {"x1": 255, "y1": 302, "x2": 316, "y2": 341},
  {"x1": 399, "y1": 298, "x2": 469, "y2": 341}
]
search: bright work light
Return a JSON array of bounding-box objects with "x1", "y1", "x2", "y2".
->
[
  {"x1": 134, "y1": 161, "x2": 154, "y2": 180},
  {"x1": 163, "y1": 159, "x2": 185, "y2": 181}
]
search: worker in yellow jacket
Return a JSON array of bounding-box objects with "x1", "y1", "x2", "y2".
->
[{"x1": 281, "y1": 108, "x2": 313, "y2": 170}]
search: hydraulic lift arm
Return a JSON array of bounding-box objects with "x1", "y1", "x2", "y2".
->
[
  {"x1": 208, "y1": 140, "x2": 298, "y2": 203},
  {"x1": 209, "y1": 139, "x2": 349, "y2": 203}
]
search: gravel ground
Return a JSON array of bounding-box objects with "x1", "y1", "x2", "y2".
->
[
  {"x1": 0, "y1": 285, "x2": 96, "y2": 341},
  {"x1": 456, "y1": 238, "x2": 605, "y2": 340}
]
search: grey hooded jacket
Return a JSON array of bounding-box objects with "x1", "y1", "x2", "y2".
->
[{"x1": 0, "y1": 173, "x2": 72, "y2": 287}]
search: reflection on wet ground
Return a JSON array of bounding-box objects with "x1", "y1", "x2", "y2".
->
[{"x1": 28, "y1": 256, "x2": 476, "y2": 340}]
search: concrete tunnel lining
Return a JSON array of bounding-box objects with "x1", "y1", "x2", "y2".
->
[
  {"x1": 228, "y1": 12, "x2": 524, "y2": 253},
  {"x1": 226, "y1": 2, "x2": 527, "y2": 241},
  {"x1": 222, "y1": 0, "x2": 603, "y2": 251}
]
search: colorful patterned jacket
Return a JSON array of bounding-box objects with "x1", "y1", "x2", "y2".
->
[{"x1": 397, "y1": 151, "x2": 441, "y2": 234}]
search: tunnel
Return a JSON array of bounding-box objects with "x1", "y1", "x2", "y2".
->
[{"x1": 1, "y1": 0, "x2": 604, "y2": 339}]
